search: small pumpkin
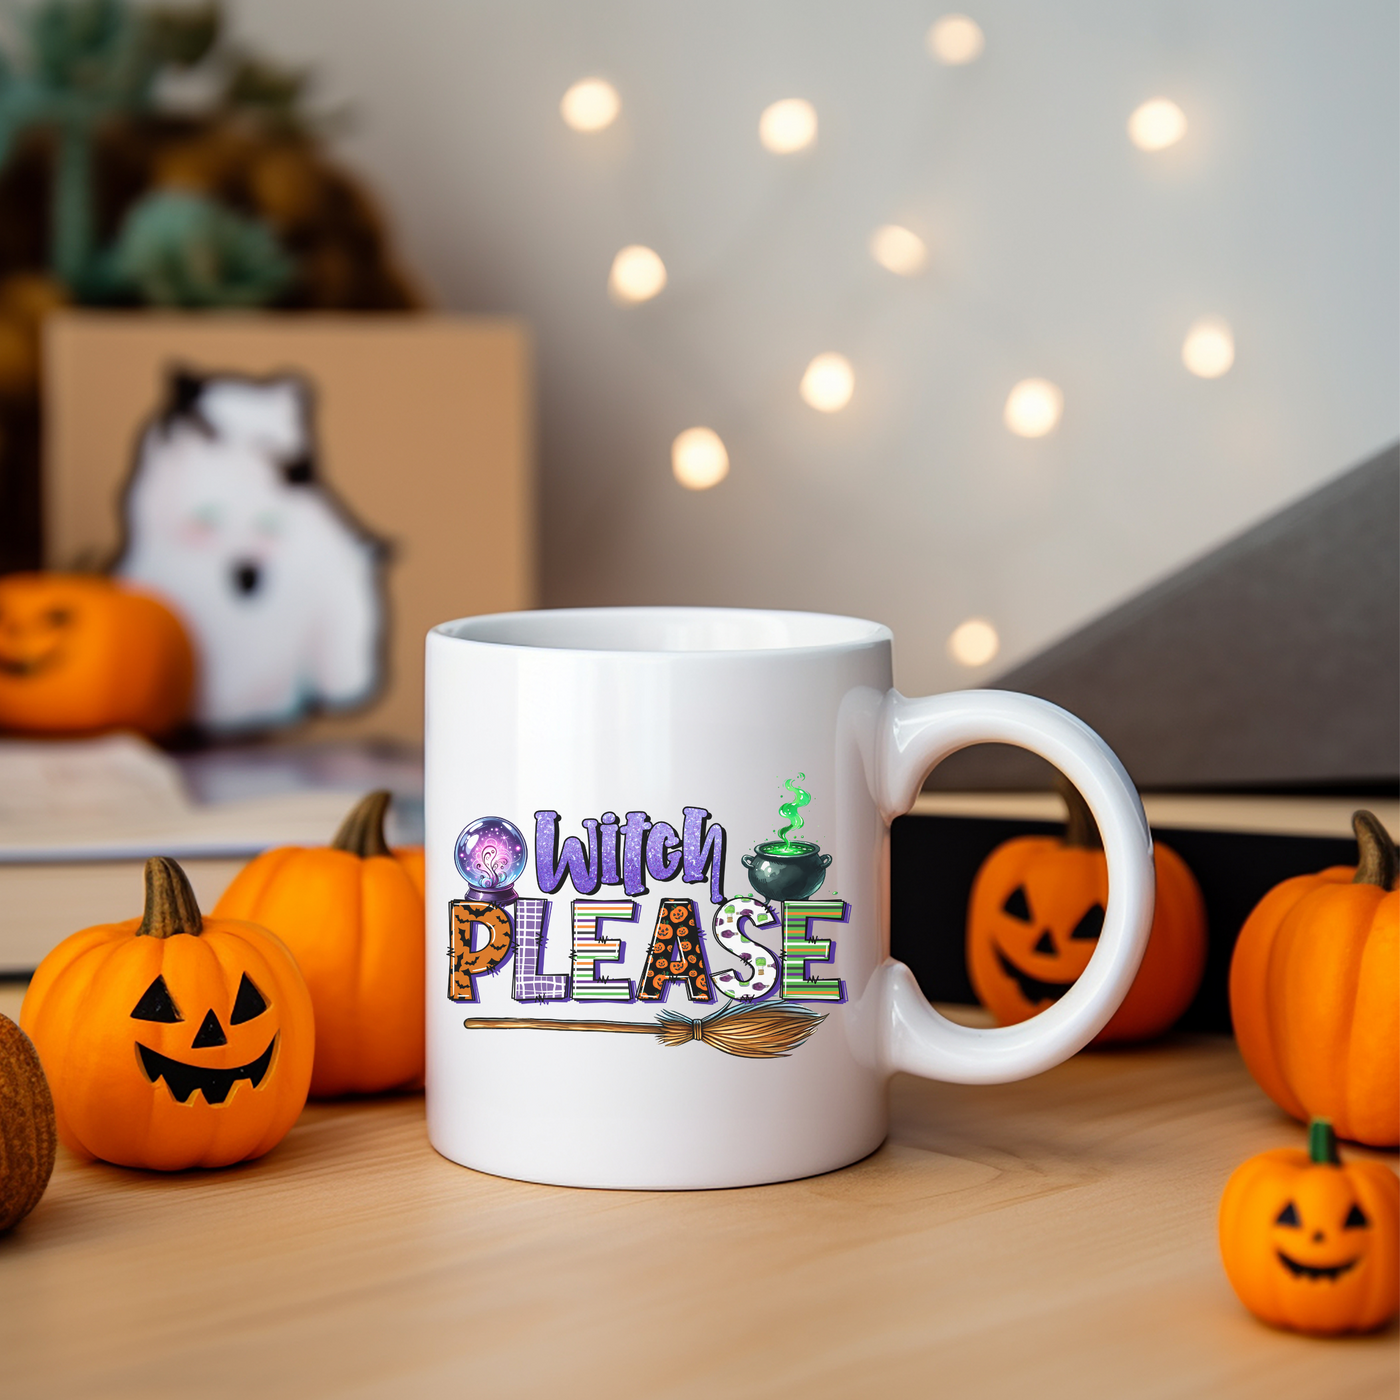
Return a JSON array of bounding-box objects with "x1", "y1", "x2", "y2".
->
[
  {"x1": 0, "y1": 1011, "x2": 56, "y2": 1230},
  {"x1": 966, "y1": 778, "x2": 1207, "y2": 1043},
  {"x1": 214, "y1": 791, "x2": 425, "y2": 1098},
  {"x1": 0, "y1": 572, "x2": 195, "y2": 737},
  {"x1": 1219, "y1": 1119, "x2": 1399, "y2": 1334},
  {"x1": 21, "y1": 857, "x2": 314, "y2": 1170},
  {"x1": 1229, "y1": 810, "x2": 1399, "y2": 1147}
]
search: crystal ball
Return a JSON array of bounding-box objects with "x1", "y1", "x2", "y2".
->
[{"x1": 454, "y1": 816, "x2": 528, "y2": 891}]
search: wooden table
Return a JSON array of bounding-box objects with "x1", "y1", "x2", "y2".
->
[{"x1": 1, "y1": 985, "x2": 1394, "y2": 1400}]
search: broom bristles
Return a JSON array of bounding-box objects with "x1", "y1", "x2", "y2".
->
[{"x1": 655, "y1": 1001, "x2": 824, "y2": 1058}]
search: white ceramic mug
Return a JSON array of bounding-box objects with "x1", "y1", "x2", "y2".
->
[{"x1": 425, "y1": 607, "x2": 1154, "y2": 1189}]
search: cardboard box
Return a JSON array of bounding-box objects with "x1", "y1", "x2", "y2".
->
[{"x1": 43, "y1": 312, "x2": 535, "y2": 742}]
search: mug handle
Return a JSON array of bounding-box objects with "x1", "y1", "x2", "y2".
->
[{"x1": 873, "y1": 688, "x2": 1155, "y2": 1084}]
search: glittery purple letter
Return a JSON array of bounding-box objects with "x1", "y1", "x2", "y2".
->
[
  {"x1": 534, "y1": 811, "x2": 601, "y2": 895},
  {"x1": 646, "y1": 821, "x2": 683, "y2": 881},
  {"x1": 619, "y1": 810, "x2": 651, "y2": 896},
  {"x1": 682, "y1": 807, "x2": 726, "y2": 905}
]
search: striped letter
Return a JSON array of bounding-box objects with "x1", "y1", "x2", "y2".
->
[
  {"x1": 571, "y1": 900, "x2": 638, "y2": 1001},
  {"x1": 781, "y1": 900, "x2": 847, "y2": 1002}
]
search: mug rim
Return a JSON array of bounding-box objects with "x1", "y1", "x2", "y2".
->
[{"x1": 430, "y1": 606, "x2": 893, "y2": 658}]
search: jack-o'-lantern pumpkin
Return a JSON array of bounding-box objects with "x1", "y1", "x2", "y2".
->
[
  {"x1": 1229, "y1": 810, "x2": 1398, "y2": 1147},
  {"x1": 966, "y1": 778, "x2": 1207, "y2": 1043},
  {"x1": 21, "y1": 857, "x2": 314, "y2": 1170},
  {"x1": 0, "y1": 573, "x2": 194, "y2": 737},
  {"x1": 1219, "y1": 1119, "x2": 1399, "y2": 1334},
  {"x1": 214, "y1": 790, "x2": 425, "y2": 1098}
]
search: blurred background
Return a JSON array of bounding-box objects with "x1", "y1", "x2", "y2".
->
[
  {"x1": 227, "y1": 0, "x2": 1398, "y2": 695},
  {"x1": 3, "y1": 0, "x2": 1396, "y2": 693}
]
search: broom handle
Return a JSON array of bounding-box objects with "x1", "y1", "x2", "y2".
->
[{"x1": 463, "y1": 1017, "x2": 658, "y2": 1033}]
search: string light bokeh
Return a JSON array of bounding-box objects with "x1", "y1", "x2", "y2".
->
[
  {"x1": 926, "y1": 15, "x2": 986, "y2": 67},
  {"x1": 1128, "y1": 98, "x2": 1187, "y2": 152},
  {"x1": 869, "y1": 225, "x2": 928, "y2": 276},
  {"x1": 608, "y1": 246, "x2": 667, "y2": 304},
  {"x1": 1182, "y1": 319, "x2": 1236, "y2": 379},
  {"x1": 800, "y1": 353, "x2": 855, "y2": 413},
  {"x1": 560, "y1": 78, "x2": 620, "y2": 133},
  {"x1": 758, "y1": 98, "x2": 818, "y2": 154},
  {"x1": 238, "y1": 1, "x2": 1399, "y2": 695},
  {"x1": 948, "y1": 619, "x2": 1000, "y2": 668},
  {"x1": 671, "y1": 428, "x2": 729, "y2": 491},
  {"x1": 1004, "y1": 380, "x2": 1064, "y2": 438}
]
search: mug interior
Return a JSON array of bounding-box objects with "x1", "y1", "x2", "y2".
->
[{"x1": 434, "y1": 606, "x2": 890, "y2": 655}]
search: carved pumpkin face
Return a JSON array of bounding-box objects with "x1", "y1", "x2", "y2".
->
[
  {"x1": 0, "y1": 573, "x2": 194, "y2": 737},
  {"x1": 969, "y1": 837, "x2": 1105, "y2": 1008},
  {"x1": 966, "y1": 783, "x2": 1208, "y2": 1044},
  {"x1": 126, "y1": 964, "x2": 279, "y2": 1108},
  {"x1": 21, "y1": 859, "x2": 314, "y2": 1171},
  {"x1": 1220, "y1": 1122, "x2": 1399, "y2": 1334},
  {"x1": 1268, "y1": 1170, "x2": 1374, "y2": 1286}
]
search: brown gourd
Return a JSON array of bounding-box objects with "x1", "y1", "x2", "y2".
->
[{"x1": 0, "y1": 1010, "x2": 57, "y2": 1231}]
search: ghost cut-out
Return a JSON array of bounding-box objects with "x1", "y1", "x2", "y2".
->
[{"x1": 115, "y1": 368, "x2": 388, "y2": 733}]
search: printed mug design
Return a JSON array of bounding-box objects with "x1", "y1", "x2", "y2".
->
[{"x1": 448, "y1": 779, "x2": 848, "y2": 1058}]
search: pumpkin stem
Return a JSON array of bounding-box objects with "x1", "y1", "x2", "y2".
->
[
  {"x1": 136, "y1": 857, "x2": 203, "y2": 939},
  {"x1": 332, "y1": 790, "x2": 393, "y2": 858},
  {"x1": 1055, "y1": 773, "x2": 1102, "y2": 850},
  {"x1": 1351, "y1": 810, "x2": 1398, "y2": 891},
  {"x1": 1308, "y1": 1118, "x2": 1341, "y2": 1166}
]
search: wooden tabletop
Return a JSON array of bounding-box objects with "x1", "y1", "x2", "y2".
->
[{"x1": 1, "y1": 984, "x2": 1394, "y2": 1400}]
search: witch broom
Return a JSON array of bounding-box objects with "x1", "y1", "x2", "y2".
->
[{"x1": 463, "y1": 1000, "x2": 824, "y2": 1059}]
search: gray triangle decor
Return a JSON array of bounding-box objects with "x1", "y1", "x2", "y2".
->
[{"x1": 930, "y1": 442, "x2": 1400, "y2": 792}]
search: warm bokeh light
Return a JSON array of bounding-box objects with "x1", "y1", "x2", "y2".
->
[
  {"x1": 608, "y1": 245, "x2": 667, "y2": 303},
  {"x1": 948, "y1": 618, "x2": 1000, "y2": 667},
  {"x1": 560, "y1": 78, "x2": 621, "y2": 132},
  {"x1": 869, "y1": 224, "x2": 928, "y2": 276},
  {"x1": 1182, "y1": 318, "x2": 1235, "y2": 378},
  {"x1": 759, "y1": 98, "x2": 817, "y2": 154},
  {"x1": 672, "y1": 427, "x2": 729, "y2": 490},
  {"x1": 926, "y1": 14, "x2": 985, "y2": 65},
  {"x1": 1004, "y1": 378, "x2": 1063, "y2": 437},
  {"x1": 1128, "y1": 98, "x2": 1187, "y2": 151},
  {"x1": 800, "y1": 353, "x2": 855, "y2": 413}
]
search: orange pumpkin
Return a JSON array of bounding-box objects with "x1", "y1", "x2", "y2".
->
[
  {"x1": 966, "y1": 778, "x2": 1207, "y2": 1043},
  {"x1": 21, "y1": 857, "x2": 314, "y2": 1170},
  {"x1": 1219, "y1": 1119, "x2": 1399, "y2": 1334},
  {"x1": 0, "y1": 572, "x2": 194, "y2": 737},
  {"x1": 1229, "y1": 810, "x2": 1398, "y2": 1147},
  {"x1": 214, "y1": 790, "x2": 425, "y2": 1098}
]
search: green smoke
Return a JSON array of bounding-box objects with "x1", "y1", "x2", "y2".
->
[{"x1": 777, "y1": 773, "x2": 811, "y2": 843}]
